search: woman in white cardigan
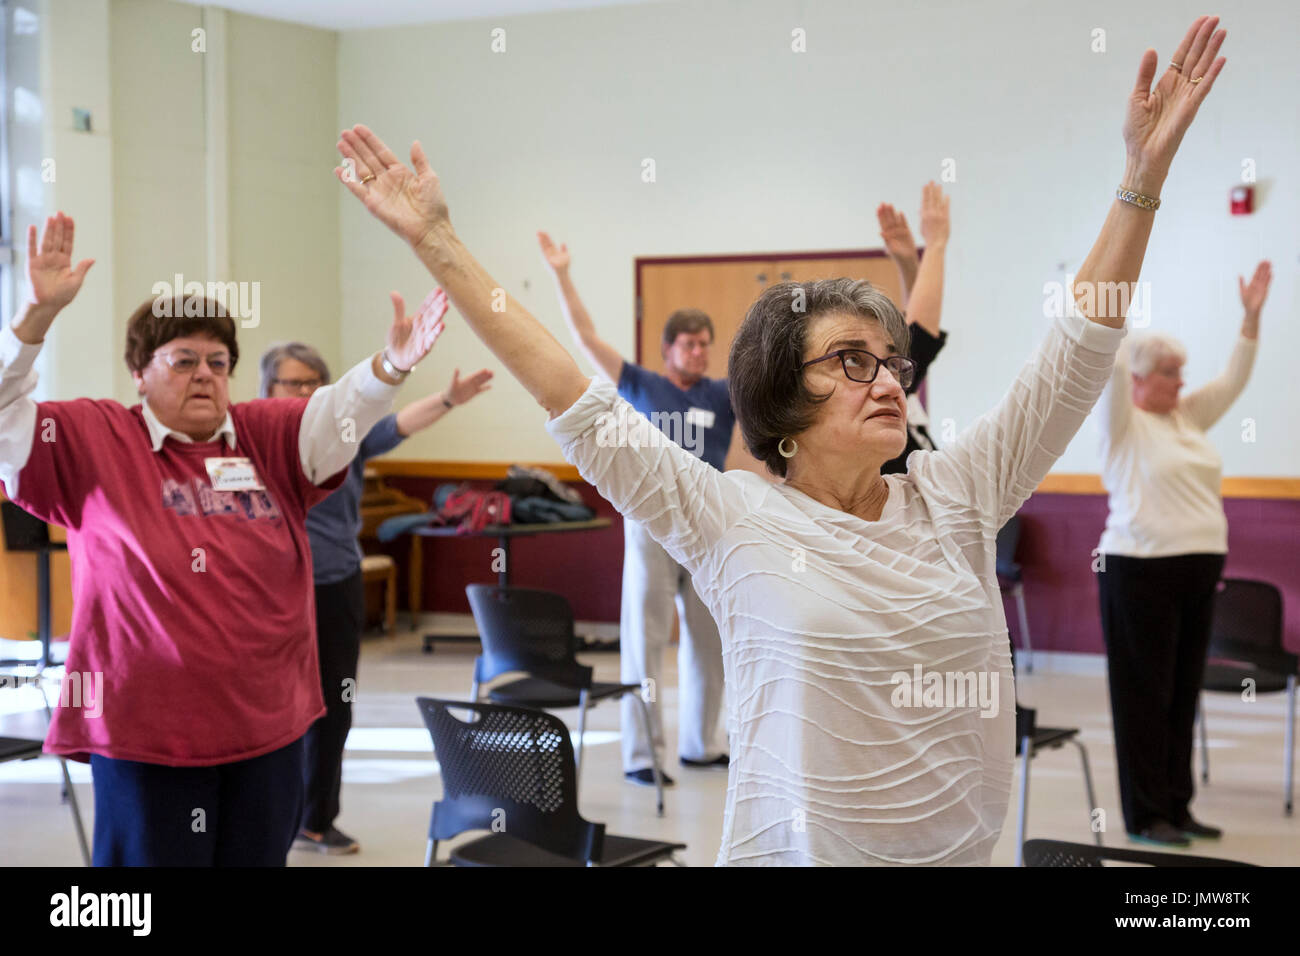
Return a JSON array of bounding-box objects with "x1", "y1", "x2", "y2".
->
[
  {"x1": 334, "y1": 16, "x2": 1226, "y2": 865},
  {"x1": 1097, "y1": 260, "x2": 1270, "y2": 848}
]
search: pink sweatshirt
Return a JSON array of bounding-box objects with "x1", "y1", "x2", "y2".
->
[{"x1": 9, "y1": 397, "x2": 342, "y2": 766}]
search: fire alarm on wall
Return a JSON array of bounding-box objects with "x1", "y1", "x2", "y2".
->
[{"x1": 1230, "y1": 185, "x2": 1253, "y2": 215}]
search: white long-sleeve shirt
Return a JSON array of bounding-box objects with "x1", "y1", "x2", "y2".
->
[
  {"x1": 547, "y1": 310, "x2": 1126, "y2": 865},
  {"x1": 0, "y1": 321, "x2": 399, "y2": 499},
  {"x1": 1097, "y1": 335, "x2": 1257, "y2": 558}
]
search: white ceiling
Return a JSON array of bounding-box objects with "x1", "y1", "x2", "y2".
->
[{"x1": 173, "y1": 0, "x2": 669, "y2": 31}]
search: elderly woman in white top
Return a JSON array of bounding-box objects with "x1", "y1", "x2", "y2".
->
[
  {"x1": 1097, "y1": 259, "x2": 1270, "y2": 848},
  {"x1": 334, "y1": 16, "x2": 1225, "y2": 865}
]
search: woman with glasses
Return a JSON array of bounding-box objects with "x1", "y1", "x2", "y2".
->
[
  {"x1": 334, "y1": 15, "x2": 1225, "y2": 864},
  {"x1": 1097, "y1": 260, "x2": 1270, "y2": 848},
  {"x1": 0, "y1": 214, "x2": 448, "y2": 866},
  {"x1": 258, "y1": 340, "x2": 492, "y2": 855}
]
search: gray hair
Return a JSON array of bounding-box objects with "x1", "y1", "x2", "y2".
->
[
  {"x1": 728, "y1": 277, "x2": 909, "y2": 478},
  {"x1": 1129, "y1": 332, "x2": 1187, "y2": 378},
  {"x1": 258, "y1": 342, "x2": 331, "y2": 397}
]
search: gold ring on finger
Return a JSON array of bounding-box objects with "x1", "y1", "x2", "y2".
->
[
  {"x1": 1190, "y1": 76, "x2": 1203, "y2": 84},
  {"x1": 360, "y1": 173, "x2": 376, "y2": 184},
  {"x1": 1168, "y1": 61, "x2": 1182, "y2": 72}
]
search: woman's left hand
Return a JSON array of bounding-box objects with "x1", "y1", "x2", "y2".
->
[
  {"x1": 1239, "y1": 261, "x2": 1271, "y2": 317},
  {"x1": 386, "y1": 287, "x2": 448, "y2": 372},
  {"x1": 446, "y1": 367, "x2": 494, "y2": 406},
  {"x1": 1121, "y1": 16, "x2": 1227, "y2": 193}
]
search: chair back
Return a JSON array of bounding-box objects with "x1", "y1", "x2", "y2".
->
[
  {"x1": 467, "y1": 585, "x2": 593, "y2": 688},
  {"x1": 1209, "y1": 579, "x2": 1295, "y2": 675},
  {"x1": 1022, "y1": 838, "x2": 1254, "y2": 867},
  {"x1": 995, "y1": 515, "x2": 1022, "y2": 581},
  {"x1": 416, "y1": 697, "x2": 603, "y2": 861}
]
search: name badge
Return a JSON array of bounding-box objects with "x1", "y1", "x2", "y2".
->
[
  {"x1": 205, "y1": 457, "x2": 264, "y2": 492},
  {"x1": 685, "y1": 407, "x2": 716, "y2": 430}
]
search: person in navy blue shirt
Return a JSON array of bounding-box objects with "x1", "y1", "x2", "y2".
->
[
  {"x1": 540, "y1": 230, "x2": 747, "y2": 786},
  {"x1": 261, "y1": 335, "x2": 492, "y2": 853}
]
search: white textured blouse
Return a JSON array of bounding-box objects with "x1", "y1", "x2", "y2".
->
[
  {"x1": 547, "y1": 312, "x2": 1125, "y2": 865},
  {"x1": 1097, "y1": 335, "x2": 1257, "y2": 558}
]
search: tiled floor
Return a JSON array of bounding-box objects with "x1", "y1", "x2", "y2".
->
[{"x1": 2, "y1": 620, "x2": 1296, "y2": 866}]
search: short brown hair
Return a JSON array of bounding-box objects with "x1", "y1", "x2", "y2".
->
[
  {"x1": 728, "y1": 278, "x2": 908, "y2": 478},
  {"x1": 125, "y1": 295, "x2": 240, "y2": 375},
  {"x1": 662, "y1": 308, "x2": 714, "y2": 346}
]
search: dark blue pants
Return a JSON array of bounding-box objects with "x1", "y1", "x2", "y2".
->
[{"x1": 89, "y1": 736, "x2": 305, "y2": 866}]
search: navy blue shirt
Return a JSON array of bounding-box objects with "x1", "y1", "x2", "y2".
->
[
  {"x1": 307, "y1": 413, "x2": 405, "y2": 585},
  {"x1": 617, "y1": 362, "x2": 735, "y2": 472}
]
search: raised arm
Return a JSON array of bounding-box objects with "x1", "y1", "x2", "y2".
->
[
  {"x1": 537, "y1": 232, "x2": 625, "y2": 383},
  {"x1": 876, "y1": 201, "x2": 919, "y2": 309},
  {"x1": 1097, "y1": 338, "x2": 1135, "y2": 446},
  {"x1": 1179, "y1": 260, "x2": 1267, "y2": 431},
  {"x1": 297, "y1": 288, "x2": 448, "y2": 482},
  {"x1": 335, "y1": 127, "x2": 588, "y2": 420},
  {"x1": 394, "y1": 367, "x2": 493, "y2": 437},
  {"x1": 918, "y1": 16, "x2": 1227, "y2": 527},
  {"x1": 903, "y1": 182, "x2": 949, "y2": 339},
  {"x1": 1, "y1": 214, "x2": 95, "y2": 498}
]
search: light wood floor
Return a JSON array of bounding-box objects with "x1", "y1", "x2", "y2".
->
[{"x1": 2, "y1": 619, "x2": 1296, "y2": 866}]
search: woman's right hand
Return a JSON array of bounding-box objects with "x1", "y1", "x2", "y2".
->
[
  {"x1": 336, "y1": 125, "x2": 451, "y2": 251},
  {"x1": 537, "y1": 231, "x2": 571, "y2": 273},
  {"x1": 876, "y1": 203, "x2": 917, "y2": 266},
  {"x1": 28, "y1": 212, "x2": 94, "y2": 313},
  {"x1": 918, "y1": 181, "x2": 950, "y2": 247}
]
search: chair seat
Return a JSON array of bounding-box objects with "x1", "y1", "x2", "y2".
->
[
  {"x1": 360, "y1": 554, "x2": 395, "y2": 575},
  {"x1": 1017, "y1": 726, "x2": 1078, "y2": 756},
  {"x1": 0, "y1": 736, "x2": 44, "y2": 762},
  {"x1": 450, "y1": 832, "x2": 685, "y2": 867},
  {"x1": 1203, "y1": 661, "x2": 1290, "y2": 695},
  {"x1": 488, "y1": 677, "x2": 638, "y2": 709}
]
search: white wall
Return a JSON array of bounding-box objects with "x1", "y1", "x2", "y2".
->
[{"x1": 337, "y1": 0, "x2": 1299, "y2": 475}]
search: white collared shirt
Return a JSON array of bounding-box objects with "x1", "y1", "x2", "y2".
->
[{"x1": 140, "y1": 399, "x2": 238, "y2": 451}]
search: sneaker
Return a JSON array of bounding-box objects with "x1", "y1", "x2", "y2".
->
[
  {"x1": 1176, "y1": 816, "x2": 1223, "y2": 839},
  {"x1": 680, "y1": 754, "x2": 730, "y2": 770},
  {"x1": 294, "y1": 826, "x2": 360, "y2": 855},
  {"x1": 1128, "y1": 820, "x2": 1191, "y2": 848},
  {"x1": 624, "y1": 768, "x2": 675, "y2": 788}
]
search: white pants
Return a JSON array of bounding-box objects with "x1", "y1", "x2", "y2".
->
[{"x1": 619, "y1": 519, "x2": 726, "y2": 772}]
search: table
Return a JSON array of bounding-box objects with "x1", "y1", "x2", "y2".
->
[{"x1": 405, "y1": 518, "x2": 612, "y2": 652}]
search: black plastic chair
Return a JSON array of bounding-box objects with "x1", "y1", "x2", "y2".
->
[
  {"x1": 416, "y1": 697, "x2": 686, "y2": 866},
  {"x1": 1195, "y1": 578, "x2": 1297, "y2": 815},
  {"x1": 0, "y1": 501, "x2": 90, "y2": 865},
  {"x1": 465, "y1": 584, "x2": 666, "y2": 815},
  {"x1": 1013, "y1": 703, "x2": 1100, "y2": 866},
  {"x1": 996, "y1": 515, "x2": 1033, "y2": 673},
  {"x1": 1023, "y1": 838, "x2": 1254, "y2": 867}
]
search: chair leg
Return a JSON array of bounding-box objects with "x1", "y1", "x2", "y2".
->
[
  {"x1": 1067, "y1": 738, "x2": 1102, "y2": 847},
  {"x1": 631, "y1": 693, "x2": 665, "y2": 817},
  {"x1": 1284, "y1": 675, "x2": 1296, "y2": 816},
  {"x1": 468, "y1": 679, "x2": 480, "y2": 703},
  {"x1": 1198, "y1": 696, "x2": 1210, "y2": 785},
  {"x1": 1014, "y1": 733, "x2": 1031, "y2": 867},
  {"x1": 425, "y1": 838, "x2": 437, "y2": 867},
  {"x1": 1014, "y1": 583, "x2": 1033, "y2": 674},
  {"x1": 58, "y1": 757, "x2": 91, "y2": 866},
  {"x1": 575, "y1": 689, "x2": 589, "y2": 788}
]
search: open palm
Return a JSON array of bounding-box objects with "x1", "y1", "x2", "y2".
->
[
  {"x1": 1239, "y1": 261, "x2": 1272, "y2": 316},
  {"x1": 28, "y1": 213, "x2": 94, "y2": 311},
  {"x1": 537, "y1": 231, "x2": 570, "y2": 272},
  {"x1": 386, "y1": 287, "x2": 448, "y2": 372},
  {"x1": 337, "y1": 125, "x2": 450, "y2": 248},
  {"x1": 876, "y1": 204, "x2": 917, "y2": 262},
  {"x1": 1122, "y1": 16, "x2": 1226, "y2": 183}
]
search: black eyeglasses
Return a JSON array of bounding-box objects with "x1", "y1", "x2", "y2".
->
[{"x1": 799, "y1": 349, "x2": 916, "y2": 388}]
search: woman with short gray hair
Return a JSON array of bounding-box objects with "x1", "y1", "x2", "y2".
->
[
  {"x1": 335, "y1": 16, "x2": 1225, "y2": 864},
  {"x1": 1097, "y1": 260, "x2": 1271, "y2": 848}
]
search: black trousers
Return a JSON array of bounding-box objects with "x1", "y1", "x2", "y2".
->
[
  {"x1": 301, "y1": 570, "x2": 364, "y2": 834},
  {"x1": 1097, "y1": 552, "x2": 1224, "y2": 834}
]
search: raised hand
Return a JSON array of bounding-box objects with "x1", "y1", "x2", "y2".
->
[
  {"x1": 918, "y1": 181, "x2": 950, "y2": 247},
  {"x1": 386, "y1": 287, "x2": 448, "y2": 372},
  {"x1": 1122, "y1": 16, "x2": 1227, "y2": 192},
  {"x1": 1239, "y1": 261, "x2": 1271, "y2": 316},
  {"x1": 876, "y1": 203, "x2": 917, "y2": 265},
  {"x1": 446, "y1": 367, "x2": 494, "y2": 406},
  {"x1": 537, "y1": 231, "x2": 571, "y2": 273},
  {"x1": 336, "y1": 125, "x2": 450, "y2": 250},
  {"x1": 28, "y1": 212, "x2": 94, "y2": 312}
]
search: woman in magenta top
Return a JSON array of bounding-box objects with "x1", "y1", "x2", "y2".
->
[{"x1": 0, "y1": 213, "x2": 448, "y2": 866}]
